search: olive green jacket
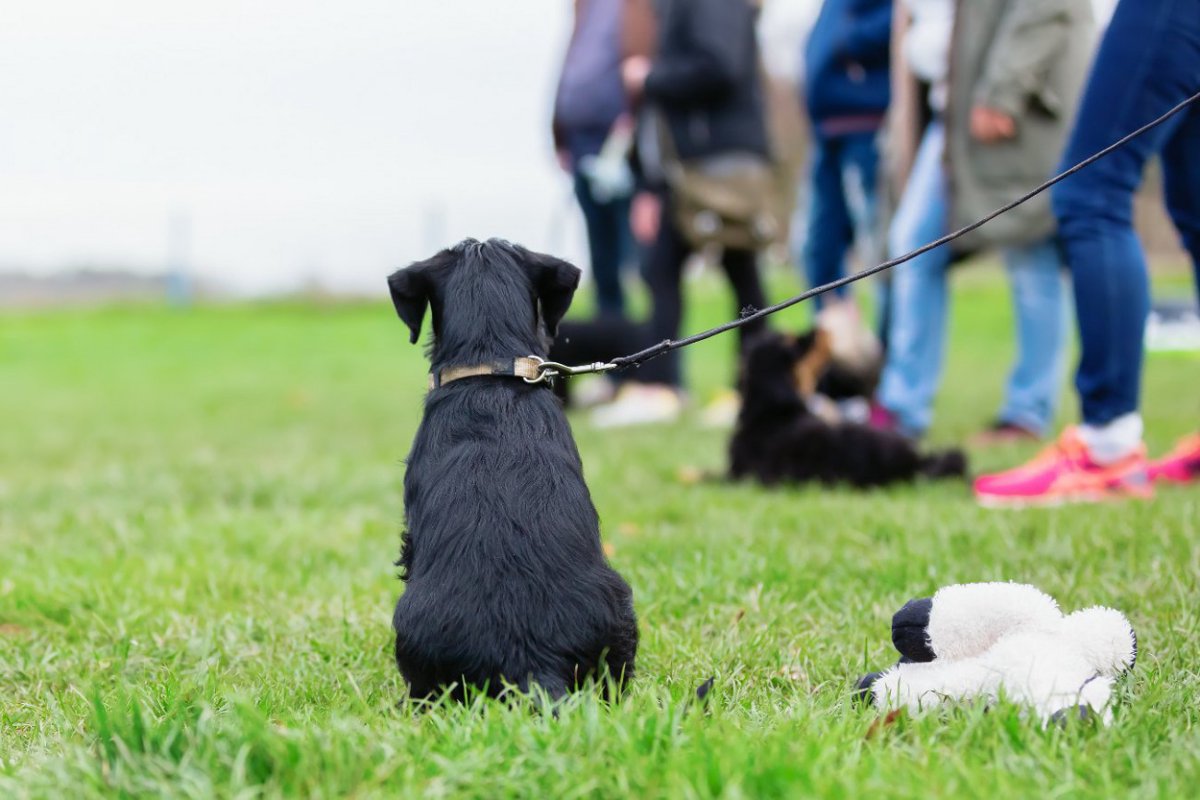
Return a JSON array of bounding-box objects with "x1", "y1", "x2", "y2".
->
[{"x1": 891, "y1": 0, "x2": 1095, "y2": 251}]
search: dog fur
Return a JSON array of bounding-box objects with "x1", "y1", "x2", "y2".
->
[
  {"x1": 730, "y1": 330, "x2": 967, "y2": 487},
  {"x1": 386, "y1": 238, "x2": 638, "y2": 701}
]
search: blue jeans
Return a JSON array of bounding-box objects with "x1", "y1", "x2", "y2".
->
[
  {"x1": 800, "y1": 131, "x2": 881, "y2": 302},
  {"x1": 797, "y1": 131, "x2": 891, "y2": 339},
  {"x1": 573, "y1": 171, "x2": 634, "y2": 317},
  {"x1": 880, "y1": 121, "x2": 1069, "y2": 437},
  {"x1": 1051, "y1": 0, "x2": 1200, "y2": 427}
]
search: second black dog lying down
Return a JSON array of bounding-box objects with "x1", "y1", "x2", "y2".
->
[
  {"x1": 730, "y1": 330, "x2": 967, "y2": 487},
  {"x1": 386, "y1": 239, "x2": 638, "y2": 701}
]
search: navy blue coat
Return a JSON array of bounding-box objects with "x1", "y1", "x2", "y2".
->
[{"x1": 803, "y1": 0, "x2": 892, "y2": 132}]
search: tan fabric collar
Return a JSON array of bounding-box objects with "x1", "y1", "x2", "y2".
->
[{"x1": 428, "y1": 357, "x2": 544, "y2": 390}]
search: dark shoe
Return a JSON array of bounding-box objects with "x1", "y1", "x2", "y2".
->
[
  {"x1": 970, "y1": 419, "x2": 1041, "y2": 447},
  {"x1": 854, "y1": 672, "x2": 882, "y2": 706}
]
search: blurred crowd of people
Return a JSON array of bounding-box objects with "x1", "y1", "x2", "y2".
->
[{"x1": 552, "y1": 0, "x2": 1200, "y2": 504}]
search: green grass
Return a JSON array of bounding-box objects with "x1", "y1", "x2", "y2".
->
[{"x1": 2, "y1": 266, "x2": 1198, "y2": 798}]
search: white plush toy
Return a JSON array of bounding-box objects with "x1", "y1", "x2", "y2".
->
[{"x1": 857, "y1": 582, "x2": 1137, "y2": 725}]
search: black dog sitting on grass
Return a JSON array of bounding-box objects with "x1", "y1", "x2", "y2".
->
[
  {"x1": 730, "y1": 330, "x2": 966, "y2": 487},
  {"x1": 386, "y1": 238, "x2": 638, "y2": 701}
]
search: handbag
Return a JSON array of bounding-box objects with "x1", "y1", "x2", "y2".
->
[{"x1": 656, "y1": 112, "x2": 778, "y2": 252}]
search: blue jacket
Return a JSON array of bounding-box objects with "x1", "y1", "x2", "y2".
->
[{"x1": 803, "y1": 0, "x2": 892, "y2": 134}]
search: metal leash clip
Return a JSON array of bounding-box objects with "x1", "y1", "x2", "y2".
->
[{"x1": 523, "y1": 356, "x2": 618, "y2": 384}]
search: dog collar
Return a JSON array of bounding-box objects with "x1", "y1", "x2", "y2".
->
[{"x1": 428, "y1": 357, "x2": 546, "y2": 389}]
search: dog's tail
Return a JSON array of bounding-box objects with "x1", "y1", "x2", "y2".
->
[{"x1": 917, "y1": 448, "x2": 968, "y2": 480}]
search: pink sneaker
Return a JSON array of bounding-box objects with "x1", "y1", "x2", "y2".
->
[
  {"x1": 868, "y1": 402, "x2": 897, "y2": 431},
  {"x1": 1148, "y1": 432, "x2": 1200, "y2": 484},
  {"x1": 969, "y1": 419, "x2": 1041, "y2": 447},
  {"x1": 974, "y1": 427, "x2": 1153, "y2": 508},
  {"x1": 973, "y1": 426, "x2": 1082, "y2": 494}
]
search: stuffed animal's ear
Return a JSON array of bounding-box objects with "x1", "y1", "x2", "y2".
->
[
  {"x1": 891, "y1": 597, "x2": 935, "y2": 662},
  {"x1": 387, "y1": 259, "x2": 439, "y2": 344},
  {"x1": 522, "y1": 250, "x2": 581, "y2": 337},
  {"x1": 1062, "y1": 606, "x2": 1138, "y2": 675}
]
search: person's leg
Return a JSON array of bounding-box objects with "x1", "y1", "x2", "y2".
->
[
  {"x1": 1160, "y1": 103, "x2": 1200, "y2": 302},
  {"x1": 613, "y1": 191, "x2": 637, "y2": 292},
  {"x1": 589, "y1": 193, "x2": 687, "y2": 427},
  {"x1": 1147, "y1": 90, "x2": 1200, "y2": 482},
  {"x1": 720, "y1": 246, "x2": 768, "y2": 353},
  {"x1": 573, "y1": 171, "x2": 627, "y2": 317},
  {"x1": 633, "y1": 194, "x2": 690, "y2": 387},
  {"x1": 694, "y1": 244, "x2": 768, "y2": 424},
  {"x1": 878, "y1": 121, "x2": 951, "y2": 438},
  {"x1": 1051, "y1": 0, "x2": 1200, "y2": 441},
  {"x1": 839, "y1": 131, "x2": 887, "y2": 338},
  {"x1": 802, "y1": 136, "x2": 854, "y2": 308},
  {"x1": 840, "y1": 131, "x2": 883, "y2": 268},
  {"x1": 975, "y1": 0, "x2": 1200, "y2": 504},
  {"x1": 874, "y1": 274, "x2": 893, "y2": 353},
  {"x1": 996, "y1": 239, "x2": 1069, "y2": 437}
]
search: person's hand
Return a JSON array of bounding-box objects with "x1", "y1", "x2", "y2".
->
[
  {"x1": 609, "y1": 112, "x2": 633, "y2": 137},
  {"x1": 621, "y1": 56, "x2": 653, "y2": 98},
  {"x1": 556, "y1": 148, "x2": 572, "y2": 173},
  {"x1": 970, "y1": 105, "x2": 1016, "y2": 143},
  {"x1": 631, "y1": 191, "x2": 661, "y2": 244}
]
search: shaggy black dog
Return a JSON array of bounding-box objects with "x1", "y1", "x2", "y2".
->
[
  {"x1": 730, "y1": 330, "x2": 966, "y2": 487},
  {"x1": 386, "y1": 238, "x2": 638, "y2": 701}
]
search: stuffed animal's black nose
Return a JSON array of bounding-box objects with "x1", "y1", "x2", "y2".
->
[
  {"x1": 854, "y1": 671, "x2": 882, "y2": 706},
  {"x1": 891, "y1": 597, "x2": 936, "y2": 662}
]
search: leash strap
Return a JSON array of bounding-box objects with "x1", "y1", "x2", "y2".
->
[
  {"x1": 419, "y1": 90, "x2": 1200, "y2": 387},
  {"x1": 605, "y1": 88, "x2": 1200, "y2": 371}
]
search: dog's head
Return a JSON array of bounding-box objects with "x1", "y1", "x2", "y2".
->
[
  {"x1": 812, "y1": 303, "x2": 882, "y2": 399},
  {"x1": 386, "y1": 239, "x2": 580, "y2": 363},
  {"x1": 738, "y1": 329, "x2": 832, "y2": 411}
]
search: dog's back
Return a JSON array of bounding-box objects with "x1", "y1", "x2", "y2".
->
[
  {"x1": 387, "y1": 240, "x2": 637, "y2": 700},
  {"x1": 396, "y1": 380, "x2": 637, "y2": 698}
]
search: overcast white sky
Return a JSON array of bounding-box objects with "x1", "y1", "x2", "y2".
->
[
  {"x1": 0, "y1": 0, "x2": 1112, "y2": 295},
  {"x1": 1, "y1": 1, "x2": 592, "y2": 294}
]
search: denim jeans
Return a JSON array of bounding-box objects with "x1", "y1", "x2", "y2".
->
[
  {"x1": 880, "y1": 121, "x2": 1069, "y2": 437},
  {"x1": 1050, "y1": 0, "x2": 1200, "y2": 427},
  {"x1": 799, "y1": 131, "x2": 881, "y2": 297},
  {"x1": 573, "y1": 170, "x2": 634, "y2": 317}
]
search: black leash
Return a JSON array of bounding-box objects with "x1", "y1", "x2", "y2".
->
[{"x1": 531, "y1": 88, "x2": 1200, "y2": 383}]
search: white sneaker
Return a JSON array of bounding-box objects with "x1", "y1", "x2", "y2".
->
[
  {"x1": 590, "y1": 384, "x2": 684, "y2": 428},
  {"x1": 571, "y1": 375, "x2": 618, "y2": 409},
  {"x1": 699, "y1": 389, "x2": 740, "y2": 428}
]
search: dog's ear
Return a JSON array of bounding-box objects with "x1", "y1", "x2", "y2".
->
[
  {"x1": 522, "y1": 250, "x2": 581, "y2": 337},
  {"x1": 387, "y1": 257, "x2": 442, "y2": 344}
]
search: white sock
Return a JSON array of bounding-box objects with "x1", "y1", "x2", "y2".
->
[{"x1": 1079, "y1": 413, "x2": 1144, "y2": 464}]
